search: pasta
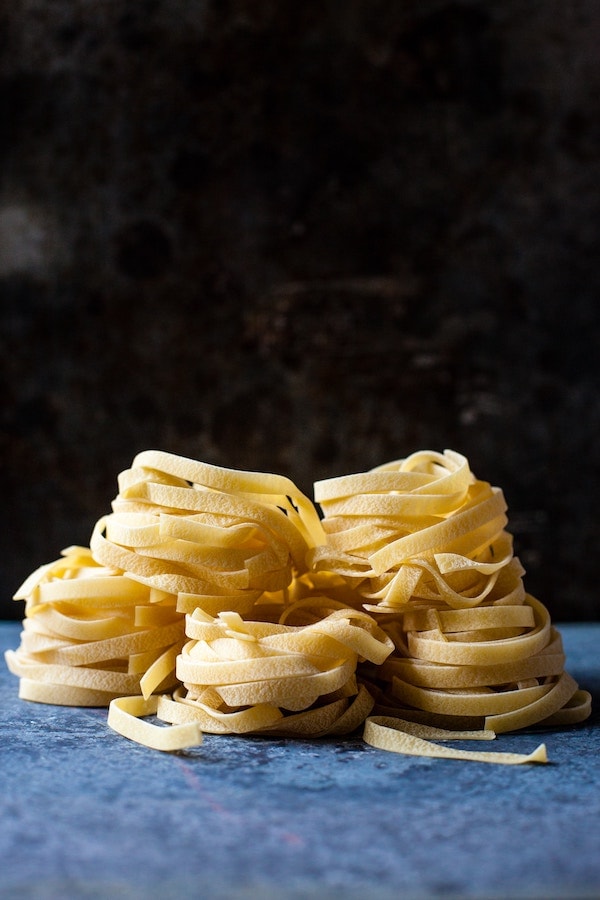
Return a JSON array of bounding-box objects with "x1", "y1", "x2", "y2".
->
[
  {"x1": 156, "y1": 602, "x2": 391, "y2": 738},
  {"x1": 5, "y1": 546, "x2": 184, "y2": 705},
  {"x1": 4, "y1": 448, "x2": 591, "y2": 765},
  {"x1": 90, "y1": 448, "x2": 325, "y2": 611},
  {"x1": 312, "y1": 449, "x2": 591, "y2": 751}
]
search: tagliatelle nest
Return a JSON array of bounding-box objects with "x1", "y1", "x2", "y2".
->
[{"x1": 5, "y1": 448, "x2": 591, "y2": 765}]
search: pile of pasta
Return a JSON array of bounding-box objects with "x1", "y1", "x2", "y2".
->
[
  {"x1": 6, "y1": 450, "x2": 391, "y2": 750},
  {"x1": 5, "y1": 448, "x2": 591, "y2": 764},
  {"x1": 311, "y1": 449, "x2": 591, "y2": 748}
]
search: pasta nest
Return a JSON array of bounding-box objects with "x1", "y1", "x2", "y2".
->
[
  {"x1": 5, "y1": 545, "x2": 184, "y2": 706},
  {"x1": 310, "y1": 449, "x2": 591, "y2": 733},
  {"x1": 159, "y1": 602, "x2": 393, "y2": 737},
  {"x1": 90, "y1": 448, "x2": 326, "y2": 614}
]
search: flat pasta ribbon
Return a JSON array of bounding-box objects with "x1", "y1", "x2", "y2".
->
[{"x1": 363, "y1": 716, "x2": 547, "y2": 765}]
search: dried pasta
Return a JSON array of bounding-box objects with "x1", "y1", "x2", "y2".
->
[
  {"x1": 312, "y1": 449, "x2": 591, "y2": 753},
  {"x1": 90, "y1": 448, "x2": 326, "y2": 612},
  {"x1": 5, "y1": 546, "x2": 184, "y2": 705},
  {"x1": 4, "y1": 448, "x2": 591, "y2": 765},
  {"x1": 161, "y1": 603, "x2": 392, "y2": 734}
]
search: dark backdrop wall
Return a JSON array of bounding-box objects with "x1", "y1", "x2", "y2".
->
[{"x1": 1, "y1": 1, "x2": 599, "y2": 621}]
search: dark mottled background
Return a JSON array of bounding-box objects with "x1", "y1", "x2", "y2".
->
[{"x1": 1, "y1": 1, "x2": 598, "y2": 620}]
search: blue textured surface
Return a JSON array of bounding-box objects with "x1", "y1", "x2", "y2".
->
[{"x1": 1, "y1": 621, "x2": 599, "y2": 900}]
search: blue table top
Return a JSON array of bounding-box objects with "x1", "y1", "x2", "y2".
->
[{"x1": 2, "y1": 620, "x2": 599, "y2": 900}]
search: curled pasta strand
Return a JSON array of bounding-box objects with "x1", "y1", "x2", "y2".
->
[{"x1": 108, "y1": 695, "x2": 202, "y2": 752}]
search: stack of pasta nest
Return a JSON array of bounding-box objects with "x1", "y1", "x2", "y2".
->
[
  {"x1": 5, "y1": 448, "x2": 591, "y2": 760},
  {"x1": 6, "y1": 450, "x2": 393, "y2": 742},
  {"x1": 310, "y1": 449, "x2": 591, "y2": 736}
]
